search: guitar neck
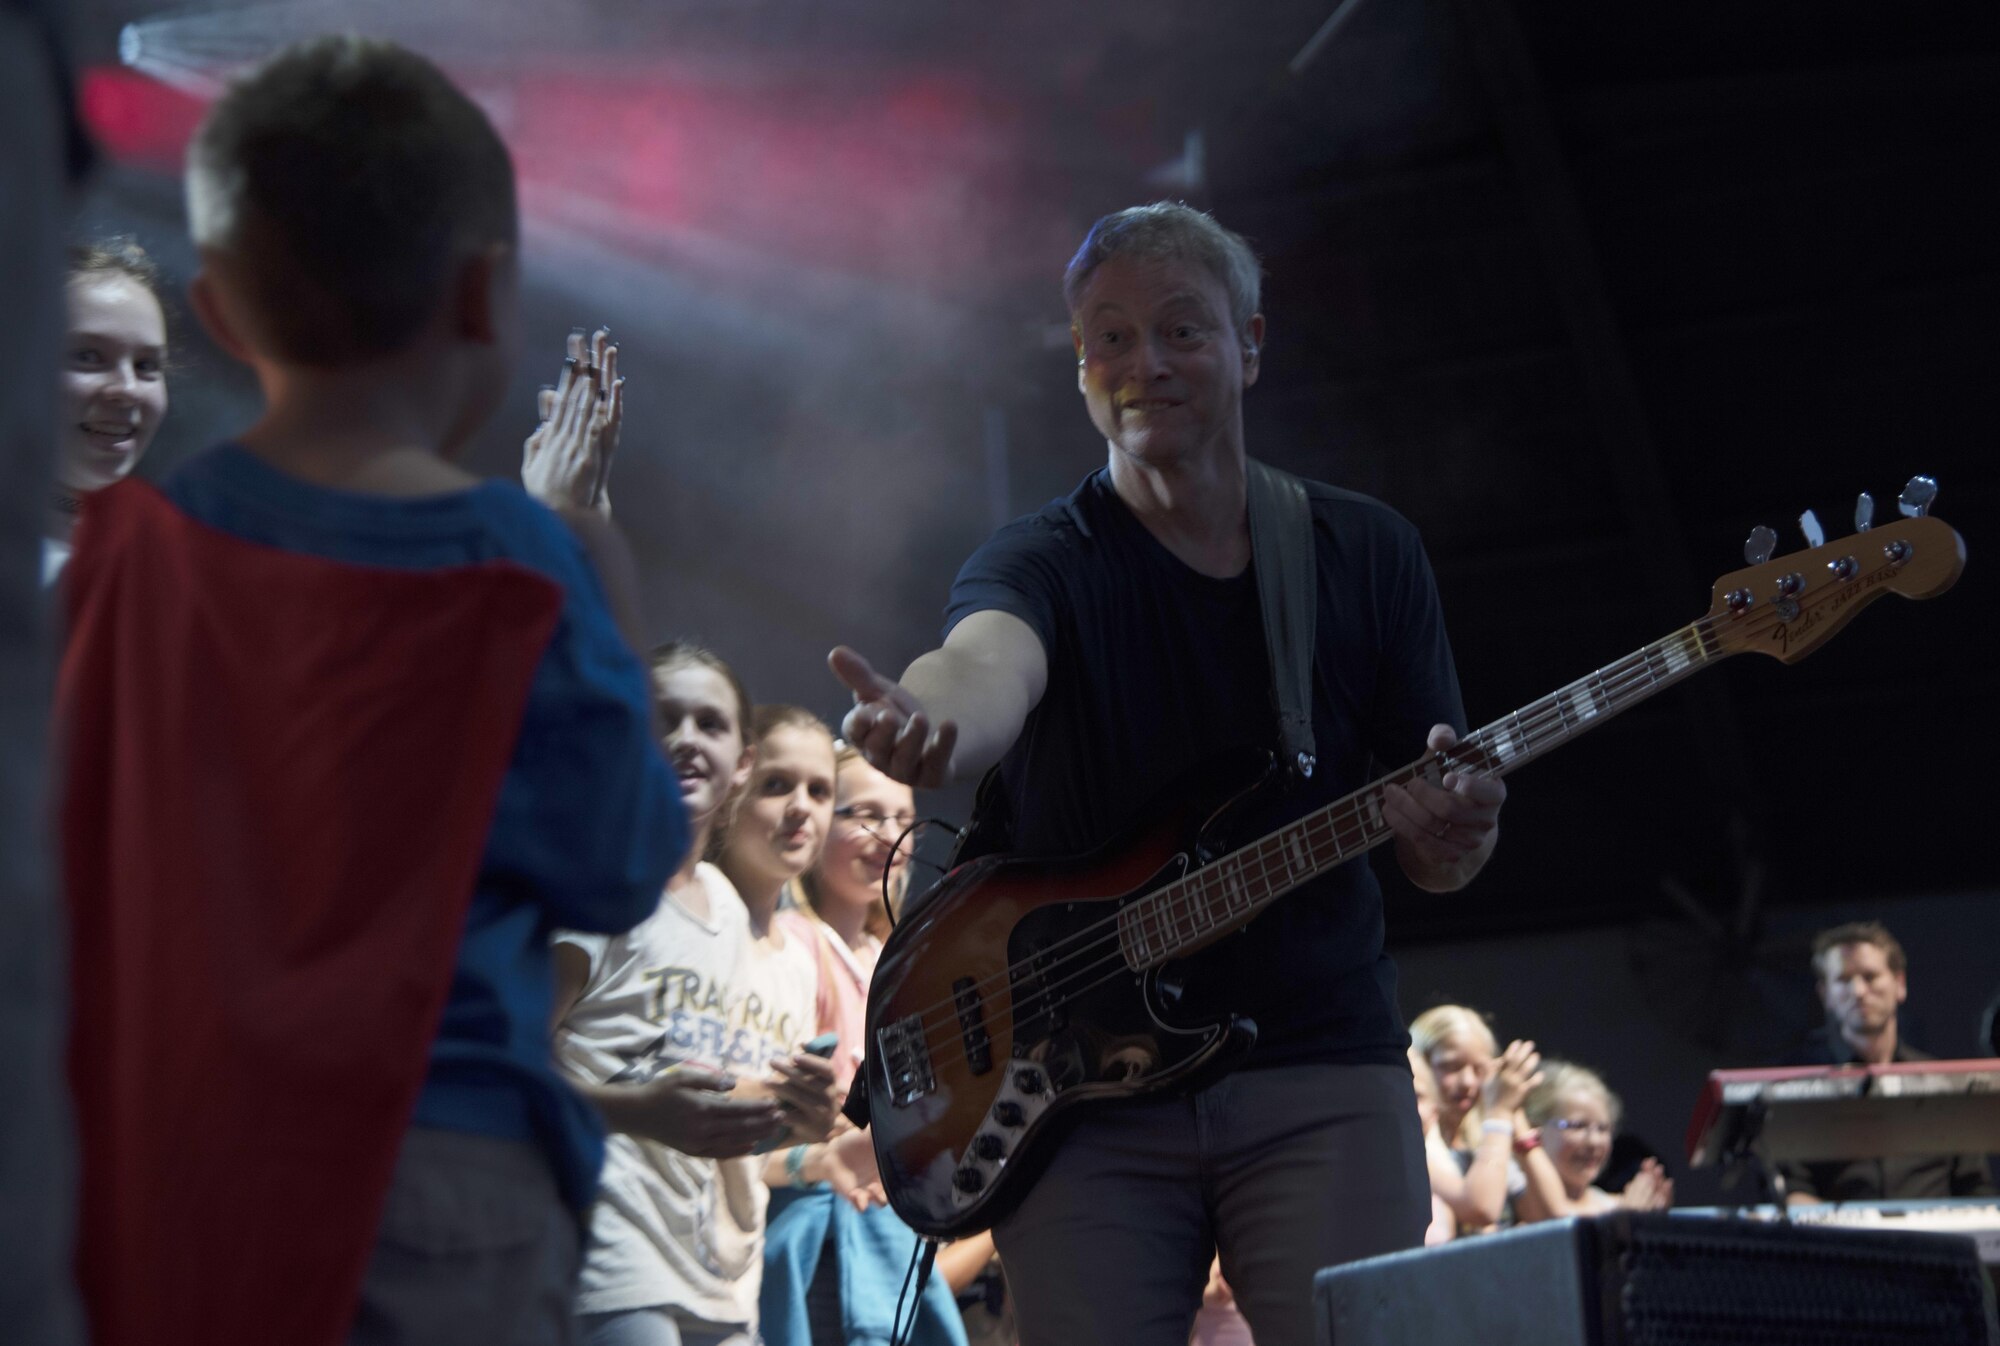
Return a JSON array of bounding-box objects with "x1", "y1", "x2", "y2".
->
[{"x1": 1118, "y1": 619, "x2": 1726, "y2": 968}]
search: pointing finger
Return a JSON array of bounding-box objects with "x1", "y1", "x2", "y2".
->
[{"x1": 828, "y1": 646, "x2": 897, "y2": 703}]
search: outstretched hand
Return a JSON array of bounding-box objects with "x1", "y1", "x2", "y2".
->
[
  {"x1": 1381, "y1": 724, "x2": 1507, "y2": 870},
  {"x1": 522, "y1": 326, "x2": 622, "y2": 516},
  {"x1": 828, "y1": 646, "x2": 959, "y2": 789}
]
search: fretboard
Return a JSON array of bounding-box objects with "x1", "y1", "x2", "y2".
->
[{"x1": 1115, "y1": 619, "x2": 1723, "y2": 968}]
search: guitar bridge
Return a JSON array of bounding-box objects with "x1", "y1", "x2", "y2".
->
[{"x1": 878, "y1": 1014, "x2": 936, "y2": 1106}]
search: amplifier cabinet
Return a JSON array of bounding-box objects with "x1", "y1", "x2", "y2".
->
[{"x1": 1313, "y1": 1211, "x2": 1998, "y2": 1346}]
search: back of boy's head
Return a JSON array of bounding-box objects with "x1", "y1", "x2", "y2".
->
[{"x1": 186, "y1": 34, "x2": 516, "y2": 366}]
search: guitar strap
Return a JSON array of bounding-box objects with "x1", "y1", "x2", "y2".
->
[{"x1": 1245, "y1": 458, "x2": 1319, "y2": 781}]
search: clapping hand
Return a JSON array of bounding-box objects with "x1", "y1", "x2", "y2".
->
[
  {"x1": 1483, "y1": 1038, "x2": 1544, "y2": 1115},
  {"x1": 1619, "y1": 1157, "x2": 1675, "y2": 1210},
  {"x1": 522, "y1": 326, "x2": 622, "y2": 516}
]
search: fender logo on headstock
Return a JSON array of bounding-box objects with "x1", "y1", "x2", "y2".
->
[{"x1": 1769, "y1": 562, "x2": 1915, "y2": 656}]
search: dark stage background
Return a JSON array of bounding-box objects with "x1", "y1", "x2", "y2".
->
[{"x1": 67, "y1": 0, "x2": 1999, "y2": 1203}]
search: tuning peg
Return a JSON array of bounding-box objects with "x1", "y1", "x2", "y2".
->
[
  {"x1": 1855, "y1": 492, "x2": 1874, "y2": 533},
  {"x1": 1898, "y1": 475, "x2": 1938, "y2": 519},
  {"x1": 1744, "y1": 525, "x2": 1776, "y2": 566},
  {"x1": 1799, "y1": 509, "x2": 1825, "y2": 549}
]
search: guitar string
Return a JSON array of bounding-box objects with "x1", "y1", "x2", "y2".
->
[
  {"x1": 891, "y1": 623, "x2": 1722, "y2": 1052},
  {"x1": 887, "y1": 571, "x2": 1893, "y2": 1054},
  {"x1": 884, "y1": 616, "x2": 1728, "y2": 1048},
  {"x1": 890, "y1": 606, "x2": 1753, "y2": 1051}
]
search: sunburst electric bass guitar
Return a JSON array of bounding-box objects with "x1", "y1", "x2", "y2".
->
[{"x1": 864, "y1": 480, "x2": 1964, "y2": 1239}]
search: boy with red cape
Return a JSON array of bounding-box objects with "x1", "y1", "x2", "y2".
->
[{"x1": 58, "y1": 37, "x2": 685, "y2": 1346}]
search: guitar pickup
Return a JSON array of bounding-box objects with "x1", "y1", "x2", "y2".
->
[
  {"x1": 953, "y1": 977, "x2": 993, "y2": 1076},
  {"x1": 1009, "y1": 939, "x2": 1068, "y2": 1044},
  {"x1": 877, "y1": 1014, "x2": 936, "y2": 1106}
]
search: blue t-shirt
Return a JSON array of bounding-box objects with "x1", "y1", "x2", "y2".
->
[
  {"x1": 162, "y1": 444, "x2": 685, "y2": 1210},
  {"x1": 944, "y1": 468, "x2": 1464, "y2": 1068}
]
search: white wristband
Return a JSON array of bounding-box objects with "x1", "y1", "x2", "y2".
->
[{"x1": 1480, "y1": 1118, "x2": 1515, "y2": 1136}]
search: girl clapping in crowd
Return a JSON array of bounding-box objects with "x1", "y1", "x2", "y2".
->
[
  {"x1": 1515, "y1": 1062, "x2": 1674, "y2": 1221},
  {"x1": 1409, "y1": 1004, "x2": 1543, "y2": 1232}
]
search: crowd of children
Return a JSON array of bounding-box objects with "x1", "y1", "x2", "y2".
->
[{"x1": 42, "y1": 32, "x2": 1676, "y2": 1346}]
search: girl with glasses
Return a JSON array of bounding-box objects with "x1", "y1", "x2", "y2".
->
[{"x1": 1516, "y1": 1061, "x2": 1673, "y2": 1220}]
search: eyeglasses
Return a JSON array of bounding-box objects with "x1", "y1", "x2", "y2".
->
[
  {"x1": 1549, "y1": 1119, "x2": 1613, "y2": 1139},
  {"x1": 834, "y1": 805, "x2": 918, "y2": 840}
]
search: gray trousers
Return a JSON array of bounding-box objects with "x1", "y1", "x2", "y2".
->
[
  {"x1": 348, "y1": 1128, "x2": 582, "y2": 1346},
  {"x1": 992, "y1": 1062, "x2": 1427, "y2": 1346}
]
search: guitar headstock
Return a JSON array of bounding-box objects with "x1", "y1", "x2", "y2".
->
[{"x1": 1705, "y1": 479, "x2": 1965, "y2": 664}]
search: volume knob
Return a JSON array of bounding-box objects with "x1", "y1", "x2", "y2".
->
[
  {"x1": 953, "y1": 1166, "x2": 985, "y2": 1194},
  {"x1": 973, "y1": 1134, "x2": 1007, "y2": 1162},
  {"x1": 993, "y1": 1101, "x2": 1025, "y2": 1128}
]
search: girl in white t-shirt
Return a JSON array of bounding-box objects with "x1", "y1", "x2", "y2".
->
[{"x1": 554, "y1": 645, "x2": 838, "y2": 1346}]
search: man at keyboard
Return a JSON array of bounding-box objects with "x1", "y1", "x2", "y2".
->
[{"x1": 1781, "y1": 921, "x2": 1997, "y2": 1205}]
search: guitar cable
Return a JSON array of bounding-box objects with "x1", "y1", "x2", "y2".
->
[
  {"x1": 888, "y1": 1235, "x2": 940, "y2": 1346},
  {"x1": 877, "y1": 817, "x2": 955, "y2": 931}
]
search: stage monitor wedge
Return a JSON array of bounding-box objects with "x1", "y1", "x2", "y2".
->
[{"x1": 1314, "y1": 1211, "x2": 1998, "y2": 1346}]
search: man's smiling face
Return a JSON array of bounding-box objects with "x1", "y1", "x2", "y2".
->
[{"x1": 1072, "y1": 253, "x2": 1261, "y2": 471}]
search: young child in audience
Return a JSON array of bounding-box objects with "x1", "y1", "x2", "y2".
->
[
  {"x1": 789, "y1": 742, "x2": 912, "y2": 1092},
  {"x1": 1515, "y1": 1061, "x2": 1673, "y2": 1220},
  {"x1": 554, "y1": 650, "x2": 836, "y2": 1346},
  {"x1": 1189, "y1": 1257, "x2": 1255, "y2": 1346},
  {"x1": 61, "y1": 36, "x2": 686, "y2": 1346},
  {"x1": 758, "y1": 743, "x2": 967, "y2": 1346},
  {"x1": 711, "y1": 706, "x2": 852, "y2": 1179},
  {"x1": 1409, "y1": 1004, "x2": 1542, "y2": 1232},
  {"x1": 50, "y1": 239, "x2": 170, "y2": 584},
  {"x1": 1406, "y1": 1047, "x2": 1457, "y2": 1245},
  {"x1": 715, "y1": 705, "x2": 841, "y2": 1091}
]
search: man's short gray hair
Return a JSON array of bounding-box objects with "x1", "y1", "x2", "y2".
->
[
  {"x1": 186, "y1": 34, "x2": 515, "y2": 365},
  {"x1": 1062, "y1": 202, "x2": 1263, "y2": 334}
]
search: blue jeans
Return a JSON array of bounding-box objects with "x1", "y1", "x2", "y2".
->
[
  {"x1": 992, "y1": 1062, "x2": 1426, "y2": 1346},
  {"x1": 578, "y1": 1309, "x2": 754, "y2": 1346}
]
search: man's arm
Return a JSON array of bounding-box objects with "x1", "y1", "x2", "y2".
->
[{"x1": 829, "y1": 609, "x2": 1049, "y2": 788}]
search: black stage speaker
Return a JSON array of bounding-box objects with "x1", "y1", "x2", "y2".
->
[{"x1": 1314, "y1": 1212, "x2": 1999, "y2": 1346}]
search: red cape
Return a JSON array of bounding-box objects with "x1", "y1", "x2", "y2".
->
[{"x1": 60, "y1": 479, "x2": 564, "y2": 1346}]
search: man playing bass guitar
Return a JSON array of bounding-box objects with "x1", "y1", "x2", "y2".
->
[{"x1": 830, "y1": 203, "x2": 1508, "y2": 1346}]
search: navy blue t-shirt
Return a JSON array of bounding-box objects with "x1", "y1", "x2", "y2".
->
[{"x1": 944, "y1": 468, "x2": 1464, "y2": 1068}]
